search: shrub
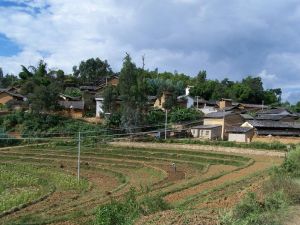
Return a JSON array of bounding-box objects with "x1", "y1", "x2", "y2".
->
[
  {"x1": 220, "y1": 192, "x2": 289, "y2": 225},
  {"x1": 140, "y1": 195, "x2": 170, "y2": 215},
  {"x1": 282, "y1": 148, "x2": 300, "y2": 177},
  {"x1": 264, "y1": 167, "x2": 300, "y2": 204},
  {"x1": 169, "y1": 108, "x2": 203, "y2": 123},
  {"x1": 94, "y1": 188, "x2": 170, "y2": 225}
]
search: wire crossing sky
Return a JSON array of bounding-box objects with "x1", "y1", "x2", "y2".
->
[{"x1": 0, "y1": 0, "x2": 300, "y2": 102}]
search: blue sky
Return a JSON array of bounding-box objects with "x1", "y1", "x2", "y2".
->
[
  {"x1": 0, "y1": 33, "x2": 21, "y2": 56},
  {"x1": 0, "y1": 0, "x2": 300, "y2": 103}
]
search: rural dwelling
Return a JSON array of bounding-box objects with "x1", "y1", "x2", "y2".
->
[
  {"x1": 176, "y1": 86, "x2": 195, "y2": 109},
  {"x1": 255, "y1": 108, "x2": 299, "y2": 122},
  {"x1": 218, "y1": 98, "x2": 233, "y2": 110},
  {"x1": 242, "y1": 120, "x2": 300, "y2": 137},
  {"x1": 190, "y1": 125, "x2": 222, "y2": 140},
  {"x1": 0, "y1": 91, "x2": 27, "y2": 105},
  {"x1": 154, "y1": 91, "x2": 172, "y2": 110},
  {"x1": 177, "y1": 95, "x2": 195, "y2": 108},
  {"x1": 204, "y1": 111, "x2": 244, "y2": 140},
  {"x1": 59, "y1": 101, "x2": 84, "y2": 118},
  {"x1": 59, "y1": 94, "x2": 81, "y2": 101},
  {"x1": 80, "y1": 75, "x2": 119, "y2": 95},
  {"x1": 226, "y1": 127, "x2": 254, "y2": 143},
  {"x1": 197, "y1": 100, "x2": 218, "y2": 114}
]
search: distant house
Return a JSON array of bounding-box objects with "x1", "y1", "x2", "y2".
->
[
  {"x1": 190, "y1": 125, "x2": 222, "y2": 140},
  {"x1": 80, "y1": 75, "x2": 119, "y2": 95},
  {"x1": 59, "y1": 94, "x2": 81, "y2": 101},
  {"x1": 226, "y1": 127, "x2": 254, "y2": 143},
  {"x1": 177, "y1": 95, "x2": 195, "y2": 108},
  {"x1": 240, "y1": 113, "x2": 254, "y2": 121},
  {"x1": 255, "y1": 108, "x2": 299, "y2": 122},
  {"x1": 237, "y1": 103, "x2": 268, "y2": 112},
  {"x1": 0, "y1": 91, "x2": 27, "y2": 105},
  {"x1": 154, "y1": 91, "x2": 172, "y2": 110},
  {"x1": 95, "y1": 97, "x2": 104, "y2": 117},
  {"x1": 242, "y1": 120, "x2": 300, "y2": 137},
  {"x1": 204, "y1": 111, "x2": 244, "y2": 140},
  {"x1": 59, "y1": 100, "x2": 84, "y2": 118},
  {"x1": 0, "y1": 91, "x2": 27, "y2": 110}
]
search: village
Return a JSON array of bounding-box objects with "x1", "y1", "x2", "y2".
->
[{"x1": 1, "y1": 73, "x2": 300, "y2": 144}]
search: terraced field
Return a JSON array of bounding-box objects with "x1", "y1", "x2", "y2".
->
[{"x1": 0, "y1": 141, "x2": 283, "y2": 225}]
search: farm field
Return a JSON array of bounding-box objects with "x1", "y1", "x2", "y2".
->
[{"x1": 0, "y1": 141, "x2": 284, "y2": 225}]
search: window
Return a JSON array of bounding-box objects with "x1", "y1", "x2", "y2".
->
[{"x1": 205, "y1": 130, "x2": 209, "y2": 135}]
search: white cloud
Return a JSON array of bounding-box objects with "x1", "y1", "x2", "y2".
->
[{"x1": 0, "y1": 0, "x2": 300, "y2": 103}]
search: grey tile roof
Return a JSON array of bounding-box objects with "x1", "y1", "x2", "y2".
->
[
  {"x1": 59, "y1": 101, "x2": 84, "y2": 110},
  {"x1": 226, "y1": 127, "x2": 253, "y2": 133},
  {"x1": 191, "y1": 125, "x2": 222, "y2": 129},
  {"x1": 241, "y1": 114, "x2": 254, "y2": 120},
  {"x1": 205, "y1": 111, "x2": 233, "y2": 118},
  {"x1": 247, "y1": 120, "x2": 300, "y2": 129},
  {"x1": 256, "y1": 108, "x2": 291, "y2": 115},
  {"x1": 0, "y1": 90, "x2": 26, "y2": 100}
]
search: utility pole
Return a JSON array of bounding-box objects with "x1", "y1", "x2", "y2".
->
[
  {"x1": 165, "y1": 110, "x2": 168, "y2": 140},
  {"x1": 77, "y1": 131, "x2": 81, "y2": 182},
  {"x1": 196, "y1": 96, "x2": 199, "y2": 109}
]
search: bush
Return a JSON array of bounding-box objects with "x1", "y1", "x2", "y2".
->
[
  {"x1": 169, "y1": 108, "x2": 203, "y2": 123},
  {"x1": 94, "y1": 188, "x2": 170, "y2": 225},
  {"x1": 220, "y1": 192, "x2": 288, "y2": 225},
  {"x1": 140, "y1": 195, "x2": 170, "y2": 215},
  {"x1": 282, "y1": 148, "x2": 300, "y2": 177},
  {"x1": 0, "y1": 112, "x2": 106, "y2": 137},
  {"x1": 146, "y1": 109, "x2": 165, "y2": 125}
]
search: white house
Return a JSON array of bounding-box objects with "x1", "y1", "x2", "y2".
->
[
  {"x1": 95, "y1": 97, "x2": 104, "y2": 117},
  {"x1": 176, "y1": 86, "x2": 195, "y2": 109}
]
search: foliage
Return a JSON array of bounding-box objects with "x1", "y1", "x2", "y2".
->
[
  {"x1": 0, "y1": 111, "x2": 105, "y2": 136},
  {"x1": 103, "y1": 85, "x2": 119, "y2": 113},
  {"x1": 28, "y1": 81, "x2": 62, "y2": 113},
  {"x1": 0, "y1": 74, "x2": 19, "y2": 88},
  {"x1": 220, "y1": 192, "x2": 288, "y2": 225},
  {"x1": 105, "y1": 112, "x2": 122, "y2": 127},
  {"x1": 146, "y1": 109, "x2": 165, "y2": 125},
  {"x1": 64, "y1": 87, "x2": 82, "y2": 97},
  {"x1": 190, "y1": 73, "x2": 281, "y2": 104},
  {"x1": 118, "y1": 54, "x2": 147, "y2": 132},
  {"x1": 94, "y1": 188, "x2": 169, "y2": 225},
  {"x1": 169, "y1": 108, "x2": 203, "y2": 123},
  {"x1": 73, "y1": 57, "x2": 113, "y2": 84},
  {"x1": 282, "y1": 148, "x2": 300, "y2": 177}
]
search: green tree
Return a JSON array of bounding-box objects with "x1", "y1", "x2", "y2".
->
[
  {"x1": 103, "y1": 85, "x2": 119, "y2": 113},
  {"x1": 0, "y1": 67, "x2": 3, "y2": 79},
  {"x1": 64, "y1": 87, "x2": 82, "y2": 97},
  {"x1": 73, "y1": 58, "x2": 113, "y2": 84},
  {"x1": 118, "y1": 54, "x2": 147, "y2": 132},
  {"x1": 29, "y1": 82, "x2": 62, "y2": 113}
]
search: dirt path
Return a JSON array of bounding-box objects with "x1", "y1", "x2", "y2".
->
[
  {"x1": 285, "y1": 206, "x2": 300, "y2": 225},
  {"x1": 111, "y1": 141, "x2": 286, "y2": 157}
]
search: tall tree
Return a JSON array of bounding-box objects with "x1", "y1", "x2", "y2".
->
[
  {"x1": 0, "y1": 67, "x2": 3, "y2": 79},
  {"x1": 118, "y1": 54, "x2": 146, "y2": 132},
  {"x1": 73, "y1": 58, "x2": 113, "y2": 84}
]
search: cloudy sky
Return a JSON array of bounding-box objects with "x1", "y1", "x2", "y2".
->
[{"x1": 0, "y1": 0, "x2": 300, "y2": 102}]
